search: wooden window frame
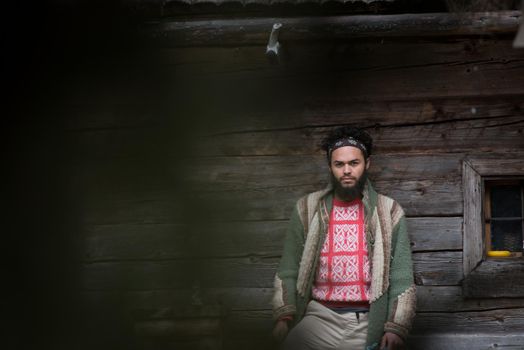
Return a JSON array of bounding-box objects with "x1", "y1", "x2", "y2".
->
[
  {"x1": 462, "y1": 157, "x2": 524, "y2": 298},
  {"x1": 484, "y1": 179, "x2": 524, "y2": 256}
]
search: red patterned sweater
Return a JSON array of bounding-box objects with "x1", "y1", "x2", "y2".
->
[{"x1": 311, "y1": 197, "x2": 371, "y2": 305}]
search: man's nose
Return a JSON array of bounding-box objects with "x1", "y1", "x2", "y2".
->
[{"x1": 344, "y1": 165, "x2": 351, "y2": 174}]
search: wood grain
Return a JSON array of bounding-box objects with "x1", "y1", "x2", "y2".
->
[
  {"x1": 197, "y1": 118, "x2": 524, "y2": 157},
  {"x1": 82, "y1": 250, "x2": 461, "y2": 291},
  {"x1": 463, "y1": 159, "x2": 484, "y2": 275},
  {"x1": 220, "y1": 307, "x2": 524, "y2": 336},
  {"x1": 54, "y1": 25, "x2": 524, "y2": 350},
  {"x1": 107, "y1": 285, "x2": 524, "y2": 318},
  {"x1": 463, "y1": 259, "x2": 524, "y2": 298},
  {"x1": 83, "y1": 216, "x2": 461, "y2": 261},
  {"x1": 413, "y1": 251, "x2": 463, "y2": 286},
  {"x1": 185, "y1": 154, "x2": 461, "y2": 189},
  {"x1": 143, "y1": 12, "x2": 521, "y2": 47}
]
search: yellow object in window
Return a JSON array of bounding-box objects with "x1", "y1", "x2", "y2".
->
[{"x1": 487, "y1": 250, "x2": 512, "y2": 257}]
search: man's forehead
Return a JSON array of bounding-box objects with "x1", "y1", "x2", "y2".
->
[{"x1": 331, "y1": 146, "x2": 365, "y2": 160}]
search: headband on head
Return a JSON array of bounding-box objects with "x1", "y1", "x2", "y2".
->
[{"x1": 328, "y1": 137, "x2": 368, "y2": 159}]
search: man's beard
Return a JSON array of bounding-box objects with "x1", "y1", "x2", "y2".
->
[{"x1": 330, "y1": 170, "x2": 368, "y2": 202}]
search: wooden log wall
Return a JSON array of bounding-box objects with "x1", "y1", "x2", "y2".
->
[
  {"x1": 7, "y1": 13, "x2": 524, "y2": 350},
  {"x1": 77, "y1": 34, "x2": 524, "y2": 349}
]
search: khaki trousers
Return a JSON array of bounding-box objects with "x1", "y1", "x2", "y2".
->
[{"x1": 283, "y1": 300, "x2": 369, "y2": 350}]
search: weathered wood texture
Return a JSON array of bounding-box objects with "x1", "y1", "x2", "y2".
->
[
  {"x1": 110, "y1": 285, "x2": 524, "y2": 317},
  {"x1": 463, "y1": 159, "x2": 484, "y2": 276},
  {"x1": 82, "y1": 251, "x2": 460, "y2": 291},
  {"x1": 82, "y1": 285, "x2": 524, "y2": 349},
  {"x1": 185, "y1": 308, "x2": 524, "y2": 349},
  {"x1": 59, "y1": 32, "x2": 524, "y2": 350},
  {"x1": 126, "y1": 0, "x2": 519, "y2": 18},
  {"x1": 464, "y1": 259, "x2": 524, "y2": 298},
  {"x1": 81, "y1": 285, "x2": 519, "y2": 350},
  {"x1": 143, "y1": 11, "x2": 521, "y2": 47},
  {"x1": 408, "y1": 334, "x2": 524, "y2": 350},
  {"x1": 83, "y1": 216, "x2": 462, "y2": 261},
  {"x1": 197, "y1": 118, "x2": 524, "y2": 156}
]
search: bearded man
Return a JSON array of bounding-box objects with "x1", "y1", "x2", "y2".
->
[{"x1": 271, "y1": 126, "x2": 416, "y2": 350}]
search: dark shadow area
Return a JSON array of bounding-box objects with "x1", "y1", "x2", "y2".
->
[{"x1": 3, "y1": 2, "x2": 195, "y2": 349}]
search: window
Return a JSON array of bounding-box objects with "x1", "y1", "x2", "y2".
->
[
  {"x1": 462, "y1": 157, "x2": 524, "y2": 298},
  {"x1": 484, "y1": 180, "x2": 524, "y2": 257}
]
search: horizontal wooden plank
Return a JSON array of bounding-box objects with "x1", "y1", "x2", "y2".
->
[
  {"x1": 82, "y1": 193, "x2": 184, "y2": 225},
  {"x1": 186, "y1": 154, "x2": 462, "y2": 190},
  {"x1": 223, "y1": 309, "x2": 273, "y2": 336},
  {"x1": 58, "y1": 107, "x2": 524, "y2": 164},
  {"x1": 463, "y1": 259, "x2": 524, "y2": 298},
  {"x1": 113, "y1": 86, "x2": 520, "y2": 135},
  {"x1": 115, "y1": 285, "x2": 524, "y2": 321},
  {"x1": 118, "y1": 288, "x2": 275, "y2": 316},
  {"x1": 79, "y1": 177, "x2": 462, "y2": 224},
  {"x1": 134, "y1": 318, "x2": 222, "y2": 337},
  {"x1": 84, "y1": 221, "x2": 287, "y2": 261},
  {"x1": 408, "y1": 334, "x2": 524, "y2": 350},
  {"x1": 84, "y1": 223, "x2": 188, "y2": 261},
  {"x1": 163, "y1": 48, "x2": 524, "y2": 104},
  {"x1": 198, "y1": 117, "x2": 524, "y2": 157},
  {"x1": 192, "y1": 178, "x2": 462, "y2": 220},
  {"x1": 413, "y1": 308, "x2": 524, "y2": 334},
  {"x1": 408, "y1": 217, "x2": 462, "y2": 252},
  {"x1": 153, "y1": 52, "x2": 524, "y2": 133},
  {"x1": 222, "y1": 308, "x2": 524, "y2": 337},
  {"x1": 84, "y1": 216, "x2": 461, "y2": 261},
  {"x1": 83, "y1": 250, "x2": 458, "y2": 290},
  {"x1": 413, "y1": 251, "x2": 463, "y2": 286},
  {"x1": 62, "y1": 106, "x2": 524, "y2": 161},
  {"x1": 71, "y1": 155, "x2": 460, "y2": 223},
  {"x1": 213, "y1": 333, "x2": 524, "y2": 350},
  {"x1": 144, "y1": 12, "x2": 521, "y2": 47},
  {"x1": 206, "y1": 327, "x2": 524, "y2": 350},
  {"x1": 265, "y1": 97, "x2": 524, "y2": 135},
  {"x1": 416, "y1": 286, "x2": 524, "y2": 312},
  {"x1": 82, "y1": 257, "x2": 279, "y2": 290},
  {"x1": 160, "y1": 39, "x2": 524, "y2": 75},
  {"x1": 467, "y1": 156, "x2": 524, "y2": 176}
]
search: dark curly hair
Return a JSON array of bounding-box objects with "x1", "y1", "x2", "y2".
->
[{"x1": 320, "y1": 126, "x2": 373, "y2": 163}]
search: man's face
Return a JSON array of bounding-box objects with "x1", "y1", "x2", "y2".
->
[{"x1": 329, "y1": 146, "x2": 370, "y2": 200}]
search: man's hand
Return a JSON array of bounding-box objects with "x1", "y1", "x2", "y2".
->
[
  {"x1": 272, "y1": 319, "x2": 289, "y2": 342},
  {"x1": 380, "y1": 332, "x2": 404, "y2": 350}
]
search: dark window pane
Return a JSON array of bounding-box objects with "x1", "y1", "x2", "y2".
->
[
  {"x1": 491, "y1": 220, "x2": 523, "y2": 252},
  {"x1": 490, "y1": 186, "x2": 522, "y2": 218}
]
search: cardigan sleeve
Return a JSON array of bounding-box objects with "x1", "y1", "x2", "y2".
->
[
  {"x1": 383, "y1": 203, "x2": 417, "y2": 340},
  {"x1": 271, "y1": 202, "x2": 306, "y2": 321}
]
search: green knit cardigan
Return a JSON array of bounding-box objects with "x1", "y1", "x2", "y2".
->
[{"x1": 272, "y1": 180, "x2": 416, "y2": 350}]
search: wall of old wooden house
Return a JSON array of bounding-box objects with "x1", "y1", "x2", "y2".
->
[
  {"x1": 152, "y1": 35, "x2": 524, "y2": 350},
  {"x1": 6, "y1": 10, "x2": 524, "y2": 350}
]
